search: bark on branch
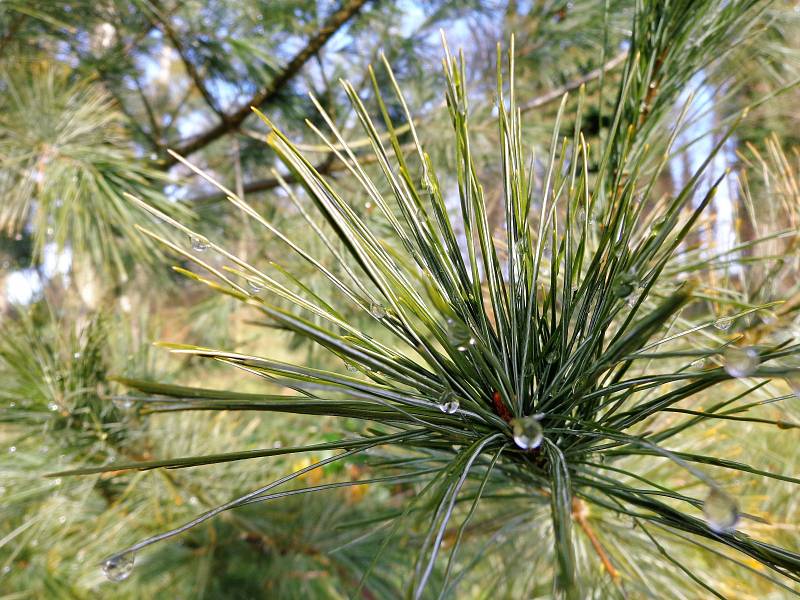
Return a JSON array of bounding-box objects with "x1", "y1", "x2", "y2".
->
[{"x1": 161, "y1": 0, "x2": 369, "y2": 169}]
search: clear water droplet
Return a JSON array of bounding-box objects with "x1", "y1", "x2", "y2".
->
[
  {"x1": 344, "y1": 362, "x2": 359, "y2": 373},
  {"x1": 8, "y1": 446, "x2": 16, "y2": 454},
  {"x1": 625, "y1": 286, "x2": 644, "y2": 307},
  {"x1": 690, "y1": 357, "x2": 706, "y2": 369},
  {"x1": 723, "y1": 347, "x2": 758, "y2": 378},
  {"x1": 47, "y1": 401, "x2": 58, "y2": 412},
  {"x1": 614, "y1": 282, "x2": 634, "y2": 298},
  {"x1": 703, "y1": 488, "x2": 739, "y2": 533},
  {"x1": 190, "y1": 236, "x2": 210, "y2": 252},
  {"x1": 8, "y1": 401, "x2": 15, "y2": 408},
  {"x1": 613, "y1": 270, "x2": 638, "y2": 299},
  {"x1": 113, "y1": 397, "x2": 134, "y2": 410},
  {"x1": 511, "y1": 416, "x2": 544, "y2": 450},
  {"x1": 714, "y1": 316, "x2": 733, "y2": 330},
  {"x1": 760, "y1": 310, "x2": 778, "y2": 326},
  {"x1": 446, "y1": 318, "x2": 473, "y2": 350},
  {"x1": 545, "y1": 351, "x2": 558, "y2": 364},
  {"x1": 58, "y1": 515, "x2": 66, "y2": 524},
  {"x1": 73, "y1": 352, "x2": 81, "y2": 359},
  {"x1": 786, "y1": 372, "x2": 800, "y2": 399},
  {"x1": 438, "y1": 391, "x2": 460, "y2": 414},
  {"x1": 247, "y1": 280, "x2": 262, "y2": 293},
  {"x1": 102, "y1": 553, "x2": 135, "y2": 582},
  {"x1": 369, "y1": 301, "x2": 387, "y2": 319},
  {"x1": 456, "y1": 338, "x2": 476, "y2": 352}
]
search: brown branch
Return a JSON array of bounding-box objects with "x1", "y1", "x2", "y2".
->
[
  {"x1": 190, "y1": 153, "x2": 341, "y2": 206},
  {"x1": 162, "y1": 0, "x2": 370, "y2": 169},
  {"x1": 154, "y1": 14, "x2": 224, "y2": 118},
  {"x1": 520, "y1": 50, "x2": 628, "y2": 113},
  {"x1": 0, "y1": 13, "x2": 26, "y2": 58},
  {"x1": 184, "y1": 49, "x2": 626, "y2": 205},
  {"x1": 572, "y1": 498, "x2": 621, "y2": 584}
]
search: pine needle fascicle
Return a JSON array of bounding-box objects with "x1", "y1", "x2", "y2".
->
[{"x1": 56, "y1": 2, "x2": 800, "y2": 596}]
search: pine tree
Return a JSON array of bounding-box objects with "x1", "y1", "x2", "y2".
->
[{"x1": 2, "y1": 1, "x2": 800, "y2": 598}]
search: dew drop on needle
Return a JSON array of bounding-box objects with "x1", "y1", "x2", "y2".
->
[
  {"x1": 102, "y1": 553, "x2": 135, "y2": 582},
  {"x1": 723, "y1": 347, "x2": 758, "y2": 378},
  {"x1": 703, "y1": 488, "x2": 739, "y2": 533},
  {"x1": 714, "y1": 316, "x2": 733, "y2": 331},
  {"x1": 369, "y1": 301, "x2": 387, "y2": 319},
  {"x1": 190, "y1": 236, "x2": 210, "y2": 252},
  {"x1": 438, "y1": 391, "x2": 459, "y2": 414},
  {"x1": 511, "y1": 416, "x2": 543, "y2": 450}
]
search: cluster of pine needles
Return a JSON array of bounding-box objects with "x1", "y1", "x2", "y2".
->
[{"x1": 45, "y1": 3, "x2": 800, "y2": 597}]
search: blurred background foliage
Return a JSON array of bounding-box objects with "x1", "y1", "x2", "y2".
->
[{"x1": 1, "y1": 0, "x2": 800, "y2": 598}]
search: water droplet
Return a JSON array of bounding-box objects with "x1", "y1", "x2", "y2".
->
[
  {"x1": 102, "y1": 553, "x2": 135, "y2": 582},
  {"x1": 613, "y1": 270, "x2": 638, "y2": 299},
  {"x1": 786, "y1": 372, "x2": 800, "y2": 399},
  {"x1": 446, "y1": 318, "x2": 473, "y2": 350},
  {"x1": 703, "y1": 488, "x2": 738, "y2": 533},
  {"x1": 438, "y1": 391, "x2": 460, "y2": 414},
  {"x1": 8, "y1": 401, "x2": 15, "y2": 408},
  {"x1": 625, "y1": 286, "x2": 644, "y2": 307},
  {"x1": 47, "y1": 401, "x2": 58, "y2": 412},
  {"x1": 247, "y1": 280, "x2": 262, "y2": 293},
  {"x1": 1, "y1": 565, "x2": 10, "y2": 574},
  {"x1": 344, "y1": 362, "x2": 359, "y2": 373},
  {"x1": 369, "y1": 301, "x2": 387, "y2": 319},
  {"x1": 690, "y1": 358, "x2": 706, "y2": 369},
  {"x1": 8, "y1": 446, "x2": 16, "y2": 454},
  {"x1": 545, "y1": 351, "x2": 558, "y2": 364},
  {"x1": 714, "y1": 316, "x2": 733, "y2": 330},
  {"x1": 73, "y1": 352, "x2": 81, "y2": 359},
  {"x1": 613, "y1": 282, "x2": 634, "y2": 298},
  {"x1": 456, "y1": 338, "x2": 476, "y2": 352},
  {"x1": 58, "y1": 515, "x2": 66, "y2": 524},
  {"x1": 113, "y1": 398, "x2": 134, "y2": 411},
  {"x1": 760, "y1": 310, "x2": 778, "y2": 326},
  {"x1": 723, "y1": 347, "x2": 758, "y2": 378},
  {"x1": 511, "y1": 416, "x2": 544, "y2": 450},
  {"x1": 190, "y1": 235, "x2": 210, "y2": 252}
]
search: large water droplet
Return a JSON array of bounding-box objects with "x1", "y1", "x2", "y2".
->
[
  {"x1": 511, "y1": 416, "x2": 544, "y2": 450},
  {"x1": 247, "y1": 280, "x2": 262, "y2": 293},
  {"x1": 438, "y1": 391, "x2": 460, "y2": 414},
  {"x1": 190, "y1": 236, "x2": 210, "y2": 252},
  {"x1": 47, "y1": 401, "x2": 58, "y2": 412},
  {"x1": 457, "y1": 338, "x2": 476, "y2": 352},
  {"x1": 723, "y1": 347, "x2": 758, "y2": 378},
  {"x1": 703, "y1": 488, "x2": 738, "y2": 533},
  {"x1": 113, "y1": 397, "x2": 134, "y2": 411},
  {"x1": 446, "y1": 318, "x2": 473, "y2": 351},
  {"x1": 714, "y1": 316, "x2": 733, "y2": 330},
  {"x1": 787, "y1": 372, "x2": 800, "y2": 399},
  {"x1": 613, "y1": 271, "x2": 638, "y2": 299},
  {"x1": 102, "y1": 553, "x2": 135, "y2": 582},
  {"x1": 344, "y1": 362, "x2": 359, "y2": 373},
  {"x1": 369, "y1": 301, "x2": 387, "y2": 319}
]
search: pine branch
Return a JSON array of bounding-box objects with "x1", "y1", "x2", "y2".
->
[
  {"x1": 160, "y1": 0, "x2": 370, "y2": 168},
  {"x1": 519, "y1": 50, "x2": 628, "y2": 113},
  {"x1": 154, "y1": 13, "x2": 224, "y2": 118},
  {"x1": 185, "y1": 50, "x2": 628, "y2": 206}
]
